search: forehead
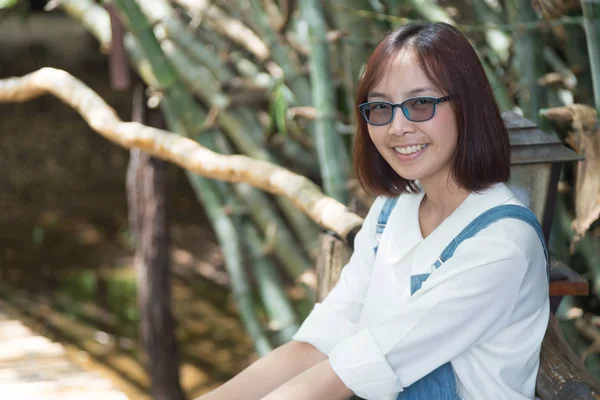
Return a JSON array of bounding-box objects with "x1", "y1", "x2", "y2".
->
[{"x1": 370, "y1": 50, "x2": 436, "y2": 97}]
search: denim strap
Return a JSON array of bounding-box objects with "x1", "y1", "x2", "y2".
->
[{"x1": 431, "y1": 204, "x2": 549, "y2": 280}]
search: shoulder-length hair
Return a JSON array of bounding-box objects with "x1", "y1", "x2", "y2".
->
[{"x1": 354, "y1": 22, "x2": 510, "y2": 196}]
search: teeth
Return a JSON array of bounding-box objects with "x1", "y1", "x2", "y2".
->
[{"x1": 394, "y1": 144, "x2": 428, "y2": 155}]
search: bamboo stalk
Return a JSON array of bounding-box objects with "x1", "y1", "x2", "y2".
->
[
  {"x1": 112, "y1": 0, "x2": 203, "y2": 133},
  {"x1": 563, "y1": 22, "x2": 594, "y2": 105},
  {"x1": 325, "y1": 1, "x2": 388, "y2": 121},
  {"x1": 581, "y1": 0, "x2": 600, "y2": 111},
  {"x1": 507, "y1": 0, "x2": 547, "y2": 123},
  {"x1": 159, "y1": 16, "x2": 234, "y2": 83},
  {"x1": 543, "y1": 47, "x2": 578, "y2": 91},
  {"x1": 471, "y1": 0, "x2": 510, "y2": 64},
  {"x1": 242, "y1": 222, "x2": 300, "y2": 345},
  {"x1": 213, "y1": 134, "x2": 316, "y2": 274},
  {"x1": 299, "y1": 0, "x2": 352, "y2": 204},
  {"x1": 242, "y1": 1, "x2": 312, "y2": 107},
  {"x1": 173, "y1": 0, "x2": 270, "y2": 62},
  {"x1": 481, "y1": 57, "x2": 514, "y2": 111},
  {"x1": 182, "y1": 130, "x2": 273, "y2": 357},
  {"x1": 407, "y1": 0, "x2": 454, "y2": 24}
]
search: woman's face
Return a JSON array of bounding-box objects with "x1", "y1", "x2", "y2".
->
[{"x1": 366, "y1": 50, "x2": 459, "y2": 188}]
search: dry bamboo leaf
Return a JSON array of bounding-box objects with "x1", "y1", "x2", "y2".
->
[
  {"x1": 532, "y1": 0, "x2": 581, "y2": 19},
  {"x1": 542, "y1": 104, "x2": 600, "y2": 249},
  {"x1": 0, "y1": 68, "x2": 364, "y2": 240}
]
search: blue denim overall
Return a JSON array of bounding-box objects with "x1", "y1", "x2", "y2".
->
[{"x1": 370, "y1": 198, "x2": 549, "y2": 400}]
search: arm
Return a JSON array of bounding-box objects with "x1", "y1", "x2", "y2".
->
[
  {"x1": 327, "y1": 235, "x2": 548, "y2": 399},
  {"x1": 195, "y1": 340, "x2": 327, "y2": 400}
]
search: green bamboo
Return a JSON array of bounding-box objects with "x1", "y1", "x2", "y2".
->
[
  {"x1": 563, "y1": 22, "x2": 594, "y2": 105},
  {"x1": 471, "y1": 0, "x2": 510, "y2": 64},
  {"x1": 211, "y1": 134, "x2": 314, "y2": 280},
  {"x1": 167, "y1": 124, "x2": 272, "y2": 356},
  {"x1": 228, "y1": 51, "x2": 277, "y2": 90},
  {"x1": 543, "y1": 47, "x2": 578, "y2": 90},
  {"x1": 173, "y1": 0, "x2": 270, "y2": 62},
  {"x1": 221, "y1": 52, "x2": 320, "y2": 172},
  {"x1": 234, "y1": 108, "x2": 320, "y2": 180},
  {"x1": 507, "y1": 0, "x2": 546, "y2": 123},
  {"x1": 326, "y1": 0, "x2": 389, "y2": 120},
  {"x1": 299, "y1": 0, "x2": 352, "y2": 204},
  {"x1": 137, "y1": 0, "x2": 321, "y2": 251},
  {"x1": 408, "y1": 0, "x2": 454, "y2": 24},
  {"x1": 243, "y1": 1, "x2": 312, "y2": 107},
  {"x1": 581, "y1": 0, "x2": 600, "y2": 112},
  {"x1": 112, "y1": 0, "x2": 203, "y2": 133},
  {"x1": 481, "y1": 56, "x2": 514, "y2": 111},
  {"x1": 187, "y1": 173, "x2": 272, "y2": 356},
  {"x1": 161, "y1": 18, "x2": 234, "y2": 83},
  {"x1": 156, "y1": 32, "x2": 320, "y2": 256},
  {"x1": 243, "y1": 222, "x2": 300, "y2": 345}
]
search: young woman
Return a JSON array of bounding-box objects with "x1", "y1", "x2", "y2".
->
[{"x1": 197, "y1": 22, "x2": 549, "y2": 400}]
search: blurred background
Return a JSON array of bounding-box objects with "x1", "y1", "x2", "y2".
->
[{"x1": 0, "y1": 0, "x2": 598, "y2": 399}]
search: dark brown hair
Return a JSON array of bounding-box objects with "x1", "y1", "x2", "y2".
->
[{"x1": 353, "y1": 22, "x2": 510, "y2": 196}]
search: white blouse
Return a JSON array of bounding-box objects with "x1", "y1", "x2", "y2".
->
[{"x1": 293, "y1": 183, "x2": 549, "y2": 400}]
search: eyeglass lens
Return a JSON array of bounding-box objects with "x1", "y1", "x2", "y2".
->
[{"x1": 363, "y1": 98, "x2": 437, "y2": 125}]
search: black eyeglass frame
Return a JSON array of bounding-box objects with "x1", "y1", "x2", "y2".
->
[{"x1": 358, "y1": 95, "x2": 452, "y2": 126}]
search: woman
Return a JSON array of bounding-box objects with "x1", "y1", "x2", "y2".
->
[{"x1": 198, "y1": 22, "x2": 549, "y2": 400}]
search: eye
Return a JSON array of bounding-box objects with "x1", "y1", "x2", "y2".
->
[
  {"x1": 370, "y1": 102, "x2": 391, "y2": 111},
  {"x1": 414, "y1": 98, "x2": 434, "y2": 105}
]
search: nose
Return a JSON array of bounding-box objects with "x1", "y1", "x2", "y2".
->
[{"x1": 387, "y1": 106, "x2": 416, "y2": 136}]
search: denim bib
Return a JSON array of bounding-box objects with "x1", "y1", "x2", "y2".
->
[{"x1": 374, "y1": 198, "x2": 548, "y2": 400}]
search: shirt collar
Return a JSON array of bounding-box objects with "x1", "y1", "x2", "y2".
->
[{"x1": 409, "y1": 183, "x2": 516, "y2": 275}]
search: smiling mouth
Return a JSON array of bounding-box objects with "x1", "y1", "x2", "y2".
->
[{"x1": 393, "y1": 144, "x2": 429, "y2": 155}]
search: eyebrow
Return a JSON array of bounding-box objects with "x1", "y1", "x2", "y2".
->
[
  {"x1": 367, "y1": 86, "x2": 438, "y2": 101},
  {"x1": 367, "y1": 91, "x2": 391, "y2": 100}
]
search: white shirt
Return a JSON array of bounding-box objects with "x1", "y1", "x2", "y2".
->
[{"x1": 293, "y1": 183, "x2": 549, "y2": 400}]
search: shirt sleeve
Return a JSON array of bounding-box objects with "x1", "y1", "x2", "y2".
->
[
  {"x1": 292, "y1": 197, "x2": 385, "y2": 355},
  {"x1": 328, "y1": 235, "x2": 540, "y2": 400}
]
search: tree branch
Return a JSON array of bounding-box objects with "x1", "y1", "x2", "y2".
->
[{"x1": 0, "y1": 68, "x2": 363, "y2": 240}]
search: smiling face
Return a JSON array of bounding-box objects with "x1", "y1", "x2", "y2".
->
[{"x1": 366, "y1": 50, "x2": 458, "y2": 188}]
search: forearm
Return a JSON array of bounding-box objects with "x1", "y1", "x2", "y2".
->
[
  {"x1": 195, "y1": 340, "x2": 327, "y2": 400},
  {"x1": 261, "y1": 359, "x2": 353, "y2": 400}
]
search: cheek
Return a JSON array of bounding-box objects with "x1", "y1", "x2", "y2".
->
[{"x1": 367, "y1": 127, "x2": 385, "y2": 149}]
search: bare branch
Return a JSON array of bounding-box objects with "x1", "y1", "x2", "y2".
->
[{"x1": 0, "y1": 68, "x2": 363, "y2": 240}]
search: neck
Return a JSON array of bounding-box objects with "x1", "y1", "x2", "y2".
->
[{"x1": 420, "y1": 175, "x2": 470, "y2": 221}]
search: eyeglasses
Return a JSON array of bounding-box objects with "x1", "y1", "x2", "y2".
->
[{"x1": 358, "y1": 95, "x2": 451, "y2": 126}]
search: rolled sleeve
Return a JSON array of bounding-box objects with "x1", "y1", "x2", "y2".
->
[
  {"x1": 327, "y1": 236, "x2": 537, "y2": 399},
  {"x1": 329, "y1": 329, "x2": 404, "y2": 399},
  {"x1": 292, "y1": 302, "x2": 359, "y2": 355},
  {"x1": 293, "y1": 197, "x2": 385, "y2": 354}
]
